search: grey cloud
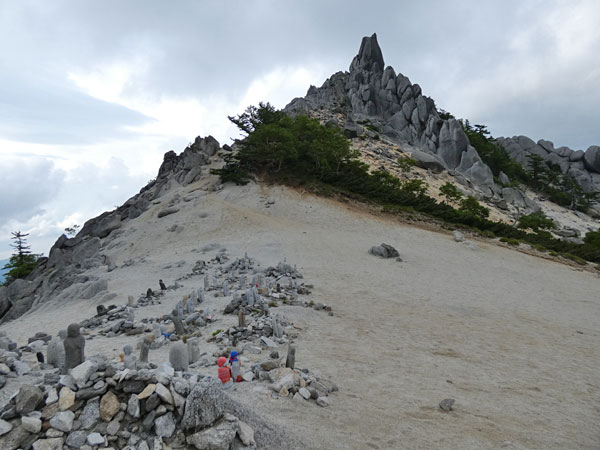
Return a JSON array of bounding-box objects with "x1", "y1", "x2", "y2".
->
[
  {"x1": 0, "y1": 74, "x2": 152, "y2": 145},
  {"x1": 0, "y1": 155, "x2": 148, "y2": 257},
  {"x1": 0, "y1": 157, "x2": 65, "y2": 223}
]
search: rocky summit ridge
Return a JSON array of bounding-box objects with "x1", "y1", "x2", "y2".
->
[{"x1": 285, "y1": 33, "x2": 600, "y2": 213}]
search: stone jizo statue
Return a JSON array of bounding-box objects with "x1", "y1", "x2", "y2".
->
[
  {"x1": 123, "y1": 344, "x2": 137, "y2": 370},
  {"x1": 47, "y1": 329, "x2": 67, "y2": 371},
  {"x1": 170, "y1": 309, "x2": 185, "y2": 335},
  {"x1": 63, "y1": 323, "x2": 85, "y2": 373}
]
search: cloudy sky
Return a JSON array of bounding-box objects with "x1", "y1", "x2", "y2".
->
[{"x1": 1, "y1": 0, "x2": 599, "y2": 258}]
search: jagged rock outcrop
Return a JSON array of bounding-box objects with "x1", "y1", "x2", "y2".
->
[
  {"x1": 0, "y1": 136, "x2": 224, "y2": 323},
  {"x1": 285, "y1": 33, "x2": 494, "y2": 190},
  {"x1": 496, "y1": 136, "x2": 600, "y2": 194}
]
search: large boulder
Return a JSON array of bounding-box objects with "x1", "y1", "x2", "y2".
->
[
  {"x1": 410, "y1": 150, "x2": 446, "y2": 173},
  {"x1": 15, "y1": 385, "x2": 44, "y2": 414},
  {"x1": 181, "y1": 378, "x2": 225, "y2": 431},
  {"x1": 583, "y1": 145, "x2": 600, "y2": 173},
  {"x1": 457, "y1": 146, "x2": 494, "y2": 186},
  {"x1": 80, "y1": 213, "x2": 121, "y2": 239},
  {"x1": 186, "y1": 416, "x2": 239, "y2": 450},
  {"x1": 437, "y1": 119, "x2": 469, "y2": 169}
]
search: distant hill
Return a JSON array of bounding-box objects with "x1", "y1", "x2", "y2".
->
[{"x1": 0, "y1": 259, "x2": 9, "y2": 284}]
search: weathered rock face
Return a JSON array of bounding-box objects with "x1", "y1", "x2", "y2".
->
[
  {"x1": 0, "y1": 135, "x2": 223, "y2": 323},
  {"x1": 496, "y1": 137, "x2": 600, "y2": 194},
  {"x1": 284, "y1": 33, "x2": 491, "y2": 187}
]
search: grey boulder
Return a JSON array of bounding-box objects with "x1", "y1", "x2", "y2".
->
[
  {"x1": 368, "y1": 243, "x2": 399, "y2": 259},
  {"x1": 181, "y1": 378, "x2": 225, "y2": 431}
]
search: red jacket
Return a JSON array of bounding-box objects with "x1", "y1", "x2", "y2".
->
[{"x1": 218, "y1": 366, "x2": 232, "y2": 384}]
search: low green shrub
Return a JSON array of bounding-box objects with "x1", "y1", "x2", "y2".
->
[
  {"x1": 500, "y1": 237, "x2": 520, "y2": 246},
  {"x1": 562, "y1": 253, "x2": 587, "y2": 265}
]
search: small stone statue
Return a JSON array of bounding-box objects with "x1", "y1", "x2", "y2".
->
[
  {"x1": 169, "y1": 341, "x2": 189, "y2": 372},
  {"x1": 123, "y1": 344, "x2": 137, "y2": 370},
  {"x1": 152, "y1": 323, "x2": 162, "y2": 340},
  {"x1": 47, "y1": 329, "x2": 67, "y2": 371},
  {"x1": 238, "y1": 309, "x2": 245, "y2": 328},
  {"x1": 176, "y1": 301, "x2": 184, "y2": 317},
  {"x1": 159, "y1": 279, "x2": 167, "y2": 290},
  {"x1": 126, "y1": 307, "x2": 134, "y2": 322},
  {"x1": 187, "y1": 337, "x2": 200, "y2": 364},
  {"x1": 285, "y1": 344, "x2": 296, "y2": 369},
  {"x1": 185, "y1": 298, "x2": 194, "y2": 314},
  {"x1": 128, "y1": 295, "x2": 135, "y2": 306},
  {"x1": 245, "y1": 288, "x2": 254, "y2": 306},
  {"x1": 204, "y1": 275, "x2": 209, "y2": 290},
  {"x1": 63, "y1": 323, "x2": 85, "y2": 373},
  {"x1": 0, "y1": 331, "x2": 13, "y2": 350},
  {"x1": 198, "y1": 289, "x2": 205, "y2": 303},
  {"x1": 223, "y1": 281, "x2": 229, "y2": 297},
  {"x1": 170, "y1": 309, "x2": 185, "y2": 335},
  {"x1": 272, "y1": 316, "x2": 283, "y2": 339},
  {"x1": 139, "y1": 337, "x2": 150, "y2": 363}
]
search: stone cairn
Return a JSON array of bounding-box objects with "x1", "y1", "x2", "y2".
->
[
  {"x1": 0, "y1": 252, "x2": 339, "y2": 449},
  {"x1": 222, "y1": 258, "x2": 333, "y2": 317},
  {"x1": 0, "y1": 356, "x2": 259, "y2": 449}
]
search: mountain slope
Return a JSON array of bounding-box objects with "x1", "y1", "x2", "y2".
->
[{"x1": 0, "y1": 175, "x2": 599, "y2": 448}]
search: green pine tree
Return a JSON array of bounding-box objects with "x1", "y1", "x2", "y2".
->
[{"x1": 2, "y1": 231, "x2": 41, "y2": 285}]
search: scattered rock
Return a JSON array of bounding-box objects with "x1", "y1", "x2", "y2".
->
[
  {"x1": 0, "y1": 418, "x2": 13, "y2": 436},
  {"x1": 58, "y1": 387, "x2": 75, "y2": 411},
  {"x1": 368, "y1": 243, "x2": 399, "y2": 258},
  {"x1": 154, "y1": 411, "x2": 176, "y2": 437},
  {"x1": 86, "y1": 432, "x2": 104, "y2": 446},
  {"x1": 453, "y1": 231, "x2": 465, "y2": 242},
  {"x1": 439, "y1": 398, "x2": 455, "y2": 411},
  {"x1": 21, "y1": 416, "x2": 42, "y2": 433},
  {"x1": 99, "y1": 391, "x2": 120, "y2": 422},
  {"x1": 16, "y1": 385, "x2": 44, "y2": 415},
  {"x1": 316, "y1": 396, "x2": 332, "y2": 407},
  {"x1": 49, "y1": 410, "x2": 75, "y2": 432}
]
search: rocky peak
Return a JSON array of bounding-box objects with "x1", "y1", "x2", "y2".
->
[
  {"x1": 285, "y1": 34, "x2": 496, "y2": 195},
  {"x1": 349, "y1": 33, "x2": 385, "y2": 73}
]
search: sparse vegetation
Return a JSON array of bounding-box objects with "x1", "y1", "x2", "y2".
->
[
  {"x1": 459, "y1": 196, "x2": 489, "y2": 220},
  {"x1": 439, "y1": 182, "x2": 463, "y2": 203},
  {"x1": 500, "y1": 237, "x2": 520, "y2": 246},
  {"x1": 517, "y1": 212, "x2": 556, "y2": 232},
  {"x1": 562, "y1": 253, "x2": 587, "y2": 265},
  {"x1": 397, "y1": 157, "x2": 416, "y2": 173},
  {"x1": 213, "y1": 103, "x2": 600, "y2": 263},
  {"x1": 64, "y1": 224, "x2": 80, "y2": 237}
]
